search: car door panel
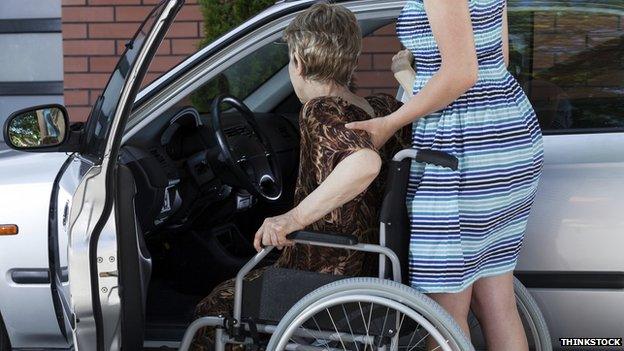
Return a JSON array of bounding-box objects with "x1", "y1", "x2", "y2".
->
[
  {"x1": 44, "y1": 1, "x2": 184, "y2": 349},
  {"x1": 518, "y1": 132, "x2": 624, "y2": 273},
  {"x1": 516, "y1": 132, "x2": 624, "y2": 340},
  {"x1": 0, "y1": 153, "x2": 69, "y2": 348},
  {"x1": 51, "y1": 155, "x2": 83, "y2": 343},
  {"x1": 66, "y1": 157, "x2": 108, "y2": 349}
]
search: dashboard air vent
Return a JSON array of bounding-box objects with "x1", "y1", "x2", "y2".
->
[{"x1": 223, "y1": 125, "x2": 253, "y2": 138}]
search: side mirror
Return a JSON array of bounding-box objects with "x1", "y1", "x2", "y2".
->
[{"x1": 3, "y1": 104, "x2": 70, "y2": 151}]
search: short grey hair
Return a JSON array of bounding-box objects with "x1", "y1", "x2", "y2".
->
[{"x1": 283, "y1": 3, "x2": 362, "y2": 86}]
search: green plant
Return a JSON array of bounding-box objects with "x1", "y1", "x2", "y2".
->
[
  {"x1": 192, "y1": 0, "x2": 277, "y2": 111},
  {"x1": 198, "y1": 0, "x2": 275, "y2": 48},
  {"x1": 9, "y1": 113, "x2": 41, "y2": 147}
]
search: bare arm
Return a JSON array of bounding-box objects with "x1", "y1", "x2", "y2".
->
[
  {"x1": 388, "y1": 0, "x2": 478, "y2": 128},
  {"x1": 346, "y1": 0, "x2": 479, "y2": 147},
  {"x1": 395, "y1": 70, "x2": 416, "y2": 96},
  {"x1": 502, "y1": 3, "x2": 509, "y2": 67},
  {"x1": 253, "y1": 149, "x2": 382, "y2": 250},
  {"x1": 392, "y1": 49, "x2": 416, "y2": 96},
  {"x1": 293, "y1": 149, "x2": 381, "y2": 225}
]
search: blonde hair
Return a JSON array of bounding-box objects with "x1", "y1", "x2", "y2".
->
[{"x1": 283, "y1": 3, "x2": 362, "y2": 86}]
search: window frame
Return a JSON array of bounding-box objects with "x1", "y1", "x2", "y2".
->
[
  {"x1": 508, "y1": 3, "x2": 624, "y2": 136},
  {"x1": 123, "y1": 1, "x2": 403, "y2": 142}
]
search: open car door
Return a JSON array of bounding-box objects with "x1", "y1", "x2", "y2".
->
[{"x1": 47, "y1": 1, "x2": 183, "y2": 349}]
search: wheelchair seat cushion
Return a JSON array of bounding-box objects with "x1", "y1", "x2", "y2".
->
[{"x1": 241, "y1": 266, "x2": 348, "y2": 323}]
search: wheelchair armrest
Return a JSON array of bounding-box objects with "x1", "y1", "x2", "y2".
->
[{"x1": 287, "y1": 230, "x2": 359, "y2": 246}]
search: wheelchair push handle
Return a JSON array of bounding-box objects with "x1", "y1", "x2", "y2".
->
[{"x1": 393, "y1": 148, "x2": 458, "y2": 170}]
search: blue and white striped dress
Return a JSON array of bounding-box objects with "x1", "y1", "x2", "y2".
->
[{"x1": 397, "y1": 0, "x2": 544, "y2": 293}]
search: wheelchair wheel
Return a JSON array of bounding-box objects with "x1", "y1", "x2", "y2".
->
[
  {"x1": 468, "y1": 276, "x2": 552, "y2": 351},
  {"x1": 267, "y1": 277, "x2": 474, "y2": 351}
]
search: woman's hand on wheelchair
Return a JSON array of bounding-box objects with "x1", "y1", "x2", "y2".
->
[{"x1": 253, "y1": 208, "x2": 306, "y2": 251}]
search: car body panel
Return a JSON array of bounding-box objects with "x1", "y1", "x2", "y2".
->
[
  {"x1": 517, "y1": 132, "x2": 624, "y2": 347},
  {"x1": 0, "y1": 151, "x2": 69, "y2": 348},
  {"x1": 530, "y1": 289, "x2": 624, "y2": 347},
  {"x1": 62, "y1": 1, "x2": 183, "y2": 349},
  {"x1": 519, "y1": 132, "x2": 624, "y2": 273}
]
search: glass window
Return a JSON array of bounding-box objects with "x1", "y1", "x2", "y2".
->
[
  {"x1": 189, "y1": 41, "x2": 289, "y2": 112},
  {"x1": 508, "y1": 1, "x2": 624, "y2": 132},
  {"x1": 82, "y1": 3, "x2": 167, "y2": 160}
]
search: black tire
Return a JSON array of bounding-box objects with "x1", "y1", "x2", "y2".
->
[
  {"x1": 0, "y1": 311, "x2": 11, "y2": 351},
  {"x1": 468, "y1": 276, "x2": 552, "y2": 351}
]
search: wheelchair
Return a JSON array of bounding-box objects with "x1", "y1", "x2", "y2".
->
[{"x1": 179, "y1": 149, "x2": 552, "y2": 351}]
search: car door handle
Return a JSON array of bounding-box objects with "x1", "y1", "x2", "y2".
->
[{"x1": 99, "y1": 270, "x2": 118, "y2": 278}]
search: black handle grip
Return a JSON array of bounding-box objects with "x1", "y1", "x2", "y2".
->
[
  {"x1": 287, "y1": 230, "x2": 359, "y2": 246},
  {"x1": 415, "y1": 149, "x2": 459, "y2": 170}
]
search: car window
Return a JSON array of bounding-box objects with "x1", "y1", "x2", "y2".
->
[
  {"x1": 82, "y1": 2, "x2": 170, "y2": 160},
  {"x1": 508, "y1": 0, "x2": 624, "y2": 133},
  {"x1": 189, "y1": 41, "x2": 289, "y2": 113},
  {"x1": 184, "y1": 20, "x2": 401, "y2": 114}
]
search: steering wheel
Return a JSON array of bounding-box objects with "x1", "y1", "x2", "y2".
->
[{"x1": 211, "y1": 95, "x2": 282, "y2": 201}]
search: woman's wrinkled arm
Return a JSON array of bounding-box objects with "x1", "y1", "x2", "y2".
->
[
  {"x1": 293, "y1": 148, "x2": 381, "y2": 225},
  {"x1": 253, "y1": 148, "x2": 381, "y2": 251}
]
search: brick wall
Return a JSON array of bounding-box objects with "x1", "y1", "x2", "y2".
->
[
  {"x1": 60, "y1": 4, "x2": 623, "y2": 122},
  {"x1": 356, "y1": 12, "x2": 624, "y2": 100},
  {"x1": 354, "y1": 23, "x2": 402, "y2": 97},
  {"x1": 528, "y1": 11, "x2": 622, "y2": 99},
  {"x1": 61, "y1": 0, "x2": 204, "y2": 121}
]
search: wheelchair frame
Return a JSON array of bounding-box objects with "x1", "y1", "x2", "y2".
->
[{"x1": 178, "y1": 149, "x2": 460, "y2": 351}]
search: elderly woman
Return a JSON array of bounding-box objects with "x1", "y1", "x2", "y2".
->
[{"x1": 190, "y1": 3, "x2": 408, "y2": 349}]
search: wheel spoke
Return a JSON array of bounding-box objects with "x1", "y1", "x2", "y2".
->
[
  {"x1": 342, "y1": 304, "x2": 360, "y2": 351},
  {"x1": 267, "y1": 280, "x2": 471, "y2": 351},
  {"x1": 429, "y1": 339, "x2": 450, "y2": 351},
  {"x1": 366, "y1": 302, "x2": 374, "y2": 343},
  {"x1": 391, "y1": 313, "x2": 406, "y2": 350},
  {"x1": 312, "y1": 316, "x2": 331, "y2": 349},
  {"x1": 408, "y1": 332, "x2": 429, "y2": 351},
  {"x1": 358, "y1": 302, "x2": 372, "y2": 349},
  {"x1": 405, "y1": 328, "x2": 418, "y2": 350},
  {"x1": 326, "y1": 308, "x2": 348, "y2": 350}
]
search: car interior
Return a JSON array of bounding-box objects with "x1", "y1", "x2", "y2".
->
[
  {"x1": 119, "y1": 17, "x2": 398, "y2": 342},
  {"x1": 115, "y1": 4, "x2": 624, "y2": 343}
]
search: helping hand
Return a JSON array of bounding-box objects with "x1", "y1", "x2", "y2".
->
[
  {"x1": 345, "y1": 116, "x2": 397, "y2": 149},
  {"x1": 253, "y1": 209, "x2": 305, "y2": 252}
]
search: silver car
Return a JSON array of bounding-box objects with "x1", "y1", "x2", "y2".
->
[{"x1": 0, "y1": 0, "x2": 622, "y2": 350}]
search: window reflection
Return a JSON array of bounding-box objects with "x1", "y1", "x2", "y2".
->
[{"x1": 508, "y1": 1, "x2": 624, "y2": 132}]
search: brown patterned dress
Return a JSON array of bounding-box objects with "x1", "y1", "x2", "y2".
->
[{"x1": 190, "y1": 93, "x2": 409, "y2": 350}]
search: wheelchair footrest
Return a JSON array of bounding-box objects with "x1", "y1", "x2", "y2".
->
[{"x1": 241, "y1": 267, "x2": 347, "y2": 323}]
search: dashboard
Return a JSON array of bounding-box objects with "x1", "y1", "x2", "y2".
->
[{"x1": 120, "y1": 105, "x2": 300, "y2": 234}]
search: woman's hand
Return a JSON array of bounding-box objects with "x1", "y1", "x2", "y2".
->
[
  {"x1": 392, "y1": 49, "x2": 416, "y2": 96},
  {"x1": 345, "y1": 116, "x2": 398, "y2": 149},
  {"x1": 391, "y1": 49, "x2": 415, "y2": 75},
  {"x1": 253, "y1": 209, "x2": 305, "y2": 251}
]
